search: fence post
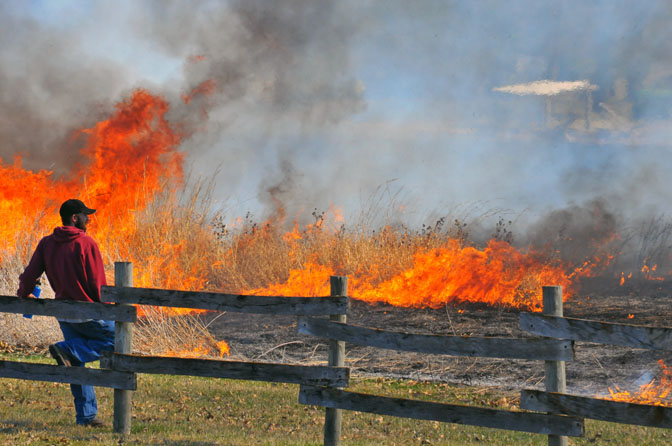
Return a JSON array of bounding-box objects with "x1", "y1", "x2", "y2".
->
[
  {"x1": 543, "y1": 286, "x2": 567, "y2": 446},
  {"x1": 113, "y1": 262, "x2": 134, "y2": 435},
  {"x1": 324, "y1": 276, "x2": 347, "y2": 446}
]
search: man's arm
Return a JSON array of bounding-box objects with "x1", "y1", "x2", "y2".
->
[
  {"x1": 84, "y1": 240, "x2": 107, "y2": 302},
  {"x1": 17, "y1": 241, "x2": 45, "y2": 298}
]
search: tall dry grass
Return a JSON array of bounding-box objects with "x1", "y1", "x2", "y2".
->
[
  {"x1": 0, "y1": 215, "x2": 62, "y2": 350},
  {"x1": 3, "y1": 179, "x2": 671, "y2": 356},
  {"x1": 0, "y1": 179, "x2": 488, "y2": 355}
]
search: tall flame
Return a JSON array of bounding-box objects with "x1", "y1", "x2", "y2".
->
[
  {"x1": 0, "y1": 88, "x2": 213, "y2": 321},
  {"x1": 0, "y1": 89, "x2": 183, "y2": 263}
]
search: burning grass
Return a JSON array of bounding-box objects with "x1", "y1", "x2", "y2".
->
[{"x1": 605, "y1": 360, "x2": 672, "y2": 406}]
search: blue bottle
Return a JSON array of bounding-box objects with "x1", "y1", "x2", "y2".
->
[{"x1": 23, "y1": 283, "x2": 42, "y2": 319}]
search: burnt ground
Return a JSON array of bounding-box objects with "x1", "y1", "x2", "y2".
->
[{"x1": 205, "y1": 280, "x2": 672, "y2": 398}]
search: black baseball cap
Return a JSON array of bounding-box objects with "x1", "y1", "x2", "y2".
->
[{"x1": 59, "y1": 199, "x2": 96, "y2": 220}]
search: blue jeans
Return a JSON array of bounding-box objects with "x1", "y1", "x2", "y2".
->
[{"x1": 57, "y1": 320, "x2": 115, "y2": 424}]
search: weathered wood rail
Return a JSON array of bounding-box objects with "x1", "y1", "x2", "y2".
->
[
  {"x1": 100, "y1": 352, "x2": 349, "y2": 387},
  {"x1": 0, "y1": 358, "x2": 136, "y2": 389},
  {"x1": 521, "y1": 389, "x2": 672, "y2": 429},
  {"x1": 300, "y1": 385, "x2": 585, "y2": 437},
  {"x1": 298, "y1": 316, "x2": 574, "y2": 360},
  {"x1": 0, "y1": 295, "x2": 136, "y2": 322},
  {"x1": 0, "y1": 289, "x2": 137, "y2": 392},
  {"x1": 520, "y1": 312, "x2": 672, "y2": 351},
  {"x1": 296, "y1": 285, "x2": 583, "y2": 445},
  {"x1": 0, "y1": 262, "x2": 352, "y2": 441},
  {"x1": 102, "y1": 286, "x2": 349, "y2": 315},
  {"x1": 3, "y1": 266, "x2": 672, "y2": 445}
]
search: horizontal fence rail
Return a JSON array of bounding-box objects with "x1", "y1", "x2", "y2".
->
[
  {"x1": 102, "y1": 286, "x2": 349, "y2": 315},
  {"x1": 0, "y1": 359, "x2": 136, "y2": 390},
  {"x1": 521, "y1": 389, "x2": 672, "y2": 429},
  {"x1": 299, "y1": 386, "x2": 584, "y2": 437},
  {"x1": 520, "y1": 313, "x2": 672, "y2": 351},
  {"x1": 100, "y1": 352, "x2": 350, "y2": 387},
  {"x1": 298, "y1": 317, "x2": 575, "y2": 361},
  {"x1": 0, "y1": 295, "x2": 137, "y2": 322}
]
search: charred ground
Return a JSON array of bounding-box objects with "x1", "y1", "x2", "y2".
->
[{"x1": 205, "y1": 279, "x2": 672, "y2": 398}]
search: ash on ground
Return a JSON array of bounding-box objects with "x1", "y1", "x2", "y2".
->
[{"x1": 205, "y1": 285, "x2": 672, "y2": 398}]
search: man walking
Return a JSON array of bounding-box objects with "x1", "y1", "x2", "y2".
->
[{"x1": 18, "y1": 199, "x2": 113, "y2": 427}]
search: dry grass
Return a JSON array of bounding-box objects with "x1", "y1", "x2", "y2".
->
[
  {"x1": 212, "y1": 212, "x2": 475, "y2": 293},
  {"x1": 0, "y1": 180, "x2": 481, "y2": 354},
  {"x1": 0, "y1": 216, "x2": 62, "y2": 351},
  {"x1": 133, "y1": 306, "x2": 228, "y2": 358},
  {"x1": 3, "y1": 180, "x2": 671, "y2": 355}
]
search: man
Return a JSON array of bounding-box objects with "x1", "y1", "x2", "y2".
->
[{"x1": 17, "y1": 199, "x2": 113, "y2": 428}]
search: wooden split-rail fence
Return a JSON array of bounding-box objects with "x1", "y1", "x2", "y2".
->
[{"x1": 1, "y1": 262, "x2": 672, "y2": 446}]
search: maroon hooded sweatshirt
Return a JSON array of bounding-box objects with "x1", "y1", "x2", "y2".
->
[{"x1": 17, "y1": 226, "x2": 107, "y2": 303}]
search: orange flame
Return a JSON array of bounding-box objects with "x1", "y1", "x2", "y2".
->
[
  {"x1": 162, "y1": 339, "x2": 230, "y2": 359},
  {"x1": 0, "y1": 89, "x2": 183, "y2": 259},
  {"x1": 642, "y1": 264, "x2": 665, "y2": 281},
  {"x1": 606, "y1": 360, "x2": 672, "y2": 406},
  {"x1": 1, "y1": 89, "x2": 212, "y2": 322},
  {"x1": 246, "y1": 239, "x2": 597, "y2": 311}
]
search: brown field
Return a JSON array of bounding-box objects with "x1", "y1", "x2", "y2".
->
[{"x1": 2, "y1": 187, "x2": 671, "y2": 405}]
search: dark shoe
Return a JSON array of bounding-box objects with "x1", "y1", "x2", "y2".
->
[
  {"x1": 80, "y1": 418, "x2": 107, "y2": 428},
  {"x1": 49, "y1": 344, "x2": 71, "y2": 367}
]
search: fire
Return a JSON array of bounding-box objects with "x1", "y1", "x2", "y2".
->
[
  {"x1": 0, "y1": 89, "x2": 183, "y2": 259},
  {"x1": 0, "y1": 85, "x2": 653, "y2": 356},
  {"x1": 353, "y1": 240, "x2": 578, "y2": 309},
  {"x1": 1, "y1": 87, "x2": 226, "y2": 358},
  {"x1": 246, "y1": 239, "x2": 595, "y2": 311},
  {"x1": 4, "y1": 84, "x2": 603, "y2": 313},
  {"x1": 619, "y1": 272, "x2": 633, "y2": 286},
  {"x1": 642, "y1": 264, "x2": 664, "y2": 281},
  {"x1": 0, "y1": 88, "x2": 213, "y2": 321},
  {"x1": 606, "y1": 360, "x2": 672, "y2": 406},
  {"x1": 162, "y1": 339, "x2": 230, "y2": 359}
]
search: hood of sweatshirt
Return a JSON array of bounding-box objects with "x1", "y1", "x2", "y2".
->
[{"x1": 52, "y1": 226, "x2": 86, "y2": 243}]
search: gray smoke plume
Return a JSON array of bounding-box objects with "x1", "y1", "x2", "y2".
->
[
  {"x1": 0, "y1": 3, "x2": 130, "y2": 175},
  {"x1": 3, "y1": 0, "x2": 672, "y2": 273}
]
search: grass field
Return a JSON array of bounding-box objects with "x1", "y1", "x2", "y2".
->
[{"x1": 0, "y1": 352, "x2": 670, "y2": 445}]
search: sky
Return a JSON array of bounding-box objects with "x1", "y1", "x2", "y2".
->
[{"x1": 2, "y1": 0, "x2": 672, "y2": 231}]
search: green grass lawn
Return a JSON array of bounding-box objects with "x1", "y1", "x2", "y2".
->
[{"x1": 0, "y1": 352, "x2": 670, "y2": 445}]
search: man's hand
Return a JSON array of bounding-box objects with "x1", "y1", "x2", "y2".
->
[{"x1": 24, "y1": 294, "x2": 37, "y2": 299}]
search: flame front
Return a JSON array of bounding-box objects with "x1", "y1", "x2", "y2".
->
[
  {"x1": 353, "y1": 240, "x2": 577, "y2": 309},
  {"x1": 245, "y1": 233, "x2": 596, "y2": 311}
]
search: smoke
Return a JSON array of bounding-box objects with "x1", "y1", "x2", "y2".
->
[
  {"x1": 2, "y1": 0, "x2": 672, "y2": 246},
  {"x1": 0, "y1": 3, "x2": 131, "y2": 176}
]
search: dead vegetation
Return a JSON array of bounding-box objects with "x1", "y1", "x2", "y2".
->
[{"x1": 1, "y1": 184, "x2": 672, "y2": 391}]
